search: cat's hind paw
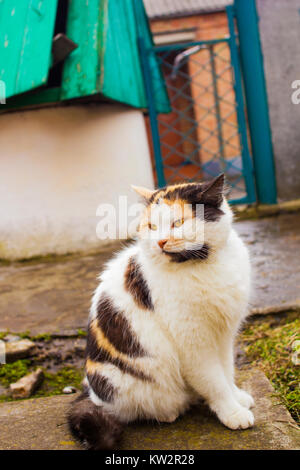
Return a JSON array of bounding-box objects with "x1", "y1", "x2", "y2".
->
[
  {"x1": 219, "y1": 406, "x2": 254, "y2": 430},
  {"x1": 234, "y1": 387, "x2": 255, "y2": 409}
]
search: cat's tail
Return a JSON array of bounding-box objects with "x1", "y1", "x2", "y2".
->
[{"x1": 68, "y1": 390, "x2": 123, "y2": 450}]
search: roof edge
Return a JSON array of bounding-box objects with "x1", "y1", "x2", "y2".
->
[{"x1": 147, "y1": 7, "x2": 227, "y2": 21}]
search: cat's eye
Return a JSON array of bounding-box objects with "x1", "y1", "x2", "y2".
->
[
  {"x1": 148, "y1": 223, "x2": 157, "y2": 231},
  {"x1": 172, "y1": 218, "x2": 184, "y2": 228}
]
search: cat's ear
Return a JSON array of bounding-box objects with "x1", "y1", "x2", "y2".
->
[
  {"x1": 201, "y1": 174, "x2": 225, "y2": 206},
  {"x1": 131, "y1": 185, "x2": 155, "y2": 202}
]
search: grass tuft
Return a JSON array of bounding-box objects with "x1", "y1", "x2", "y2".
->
[
  {"x1": 35, "y1": 367, "x2": 83, "y2": 398},
  {"x1": 0, "y1": 361, "x2": 82, "y2": 402},
  {"x1": 0, "y1": 360, "x2": 31, "y2": 389},
  {"x1": 241, "y1": 314, "x2": 300, "y2": 425}
]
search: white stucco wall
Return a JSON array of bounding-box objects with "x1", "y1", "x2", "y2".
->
[
  {"x1": 257, "y1": 0, "x2": 300, "y2": 200},
  {"x1": 0, "y1": 104, "x2": 154, "y2": 260}
]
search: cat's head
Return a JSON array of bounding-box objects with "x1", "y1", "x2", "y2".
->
[{"x1": 132, "y1": 174, "x2": 233, "y2": 263}]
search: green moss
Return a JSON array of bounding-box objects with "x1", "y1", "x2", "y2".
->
[
  {"x1": 9, "y1": 331, "x2": 52, "y2": 342},
  {"x1": 0, "y1": 259, "x2": 11, "y2": 266},
  {"x1": 77, "y1": 329, "x2": 87, "y2": 337},
  {"x1": 0, "y1": 241, "x2": 8, "y2": 261},
  {"x1": 0, "y1": 252, "x2": 79, "y2": 267},
  {"x1": 18, "y1": 330, "x2": 31, "y2": 339},
  {"x1": 0, "y1": 360, "x2": 31, "y2": 387},
  {"x1": 241, "y1": 315, "x2": 300, "y2": 425},
  {"x1": 34, "y1": 367, "x2": 83, "y2": 398},
  {"x1": 31, "y1": 333, "x2": 52, "y2": 342},
  {"x1": 0, "y1": 362, "x2": 82, "y2": 402},
  {"x1": 0, "y1": 359, "x2": 32, "y2": 402},
  {"x1": 0, "y1": 330, "x2": 8, "y2": 340},
  {"x1": 17, "y1": 252, "x2": 77, "y2": 265},
  {"x1": 234, "y1": 199, "x2": 300, "y2": 221}
]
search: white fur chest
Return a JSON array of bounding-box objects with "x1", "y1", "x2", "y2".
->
[{"x1": 138, "y1": 229, "x2": 251, "y2": 349}]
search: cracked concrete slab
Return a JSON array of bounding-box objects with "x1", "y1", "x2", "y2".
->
[
  {"x1": 0, "y1": 368, "x2": 298, "y2": 450},
  {"x1": 235, "y1": 213, "x2": 300, "y2": 312},
  {"x1": 0, "y1": 249, "x2": 116, "y2": 335}
]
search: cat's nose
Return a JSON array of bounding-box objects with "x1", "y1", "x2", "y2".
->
[{"x1": 158, "y1": 239, "x2": 168, "y2": 249}]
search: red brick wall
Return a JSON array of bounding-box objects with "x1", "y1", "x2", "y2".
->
[
  {"x1": 150, "y1": 11, "x2": 229, "y2": 40},
  {"x1": 146, "y1": 12, "x2": 240, "y2": 184}
]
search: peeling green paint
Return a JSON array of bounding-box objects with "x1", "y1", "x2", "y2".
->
[
  {"x1": 0, "y1": 1, "x2": 169, "y2": 112},
  {"x1": 0, "y1": 0, "x2": 58, "y2": 98},
  {"x1": 0, "y1": 363, "x2": 83, "y2": 402},
  {"x1": 61, "y1": 0, "x2": 169, "y2": 112}
]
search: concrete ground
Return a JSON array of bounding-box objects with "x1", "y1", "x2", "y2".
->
[
  {"x1": 236, "y1": 213, "x2": 300, "y2": 313},
  {"x1": 0, "y1": 212, "x2": 300, "y2": 450},
  {"x1": 0, "y1": 212, "x2": 300, "y2": 336},
  {"x1": 0, "y1": 368, "x2": 299, "y2": 450}
]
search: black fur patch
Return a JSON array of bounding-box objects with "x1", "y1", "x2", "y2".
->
[
  {"x1": 164, "y1": 243, "x2": 210, "y2": 263},
  {"x1": 161, "y1": 175, "x2": 225, "y2": 222},
  {"x1": 97, "y1": 294, "x2": 147, "y2": 357},
  {"x1": 148, "y1": 189, "x2": 162, "y2": 204},
  {"x1": 124, "y1": 256, "x2": 154, "y2": 310},
  {"x1": 87, "y1": 373, "x2": 115, "y2": 403},
  {"x1": 163, "y1": 184, "x2": 201, "y2": 203},
  {"x1": 202, "y1": 205, "x2": 224, "y2": 222},
  {"x1": 68, "y1": 392, "x2": 123, "y2": 450},
  {"x1": 86, "y1": 324, "x2": 151, "y2": 381}
]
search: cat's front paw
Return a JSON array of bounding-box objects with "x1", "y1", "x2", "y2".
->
[
  {"x1": 218, "y1": 405, "x2": 254, "y2": 430},
  {"x1": 234, "y1": 387, "x2": 255, "y2": 409}
]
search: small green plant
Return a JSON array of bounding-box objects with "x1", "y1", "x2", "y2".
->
[
  {"x1": 0, "y1": 360, "x2": 31, "y2": 387},
  {"x1": 35, "y1": 367, "x2": 83, "y2": 397},
  {"x1": 0, "y1": 331, "x2": 8, "y2": 340},
  {"x1": 32, "y1": 333, "x2": 52, "y2": 342},
  {"x1": 0, "y1": 362, "x2": 82, "y2": 402},
  {"x1": 77, "y1": 329, "x2": 87, "y2": 337},
  {"x1": 241, "y1": 314, "x2": 300, "y2": 425},
  {"x1": 18, "y1": 330, "x2": 31, "y2": 339}
]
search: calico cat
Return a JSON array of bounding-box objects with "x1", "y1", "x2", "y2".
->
[{"x1": 68, "y1": 174, "x2": 254, "y2": 450}]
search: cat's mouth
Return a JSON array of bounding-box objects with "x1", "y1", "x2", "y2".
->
[
  {"x1": 162, "y1": 241, "x2": 205, "y2": 254},
  {"x1": 160, "y1": 239, "x2": 190, "y2": 253},
  {"x1": 162, "y1": 243, "x2": 210, "y2": 263},
  {"x1": 162, "y1": 246, "x2": 184, "y2": 254}
]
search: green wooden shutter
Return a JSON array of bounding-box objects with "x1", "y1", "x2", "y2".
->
[
  {"x1": 0, "y1": 0, "x2": 58, "y2": 99},
  {"x1": 100, "y1": 0, "x2": 149, "y2": 108},
  {"x1": 61, "y1": 0, "x2": 170, "y2": 112},
  {"x1": 60, "y1": 0, "x2": 101, "y2": 100},
  {"x1": 132, "y1": 0, "x2": 171, "y2": 113}
]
